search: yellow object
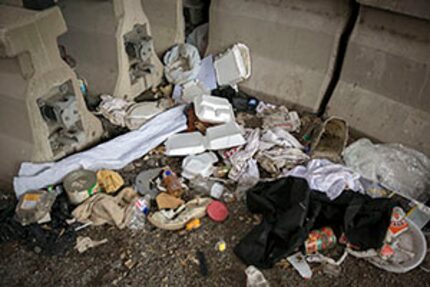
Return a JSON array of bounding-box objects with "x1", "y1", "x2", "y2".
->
[
  {"x1": 216, "y1": 240, "x2": 226, "y2": 252},
  {"x1": 185, "y1": 218, "x2": 201, "y2": 231},
  {"x1": 96, "y1": 170, "x2": 124, "y2": 193}
]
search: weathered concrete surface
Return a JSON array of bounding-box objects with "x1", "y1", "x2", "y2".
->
[
  {"x1": 206, "y1": 0, "x2": 351, "y2": 112},
  {"x1": 358, "y1": 0, "x2": 430, "y2": 21},
  {"x1": 141, "y1": 0, "x2": 184, "y2": 58},
  {"x1": 0, "y1": 5, "x2": 103, "y2": 190},
  {"x1": 58, "y1": 0, "x2": 163, "y2": 100},
  {"x1": 327, "y1": 6, "x2": 430, "y2": 155}
]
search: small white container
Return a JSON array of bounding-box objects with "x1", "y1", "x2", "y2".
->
[
  {"x1": 193, "y1": 94, "x2": 235, "y2": 124},
  {"x1": 182, "y1": 152, "x2": 218, "y2": 179}
]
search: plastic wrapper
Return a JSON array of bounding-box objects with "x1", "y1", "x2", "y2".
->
[
  {"x1": 235, "y1": 159, "x2": 260, "y2": 200},
  {"x1": 163, "y1": 43, "x2": 201, "y2": 85},
  {"x1": 343, "y1": 139, "x2": 430, "y2": 203},
  {"x1": 15, "y1": 190, "x2": 57, "y2": 226}
]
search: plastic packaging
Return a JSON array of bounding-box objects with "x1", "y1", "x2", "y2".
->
[
  {"x1": 128, "y1": 195, "x2": 151, "y2": 230},
  {"x1": 343, "y1": 138, "x2": 430, "y2": 203},
  {"x1": 245, "y1": 265, "x2": 270, "y2": 287},
  {"x1": 15, "y1": 190, "x2": 57, "y2": 226},
  {"x1": 162, "y1": 169, "x2": 184, "y2": 197}
]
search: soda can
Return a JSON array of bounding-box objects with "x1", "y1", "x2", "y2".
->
[{"x1": 305, "y1": 227, "x2": 337, "y2": 254}]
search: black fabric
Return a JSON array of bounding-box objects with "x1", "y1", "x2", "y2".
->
[{"x1": 234, "y1": 177, "x2": 396, "y2": 268}]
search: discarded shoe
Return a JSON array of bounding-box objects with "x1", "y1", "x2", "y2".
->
[
  {"x1": 147, "y1": 197, "x2": 212, "y2": 230},
  {"x1": 310, "y1": 117, "x2": 348, "y2": 163}
]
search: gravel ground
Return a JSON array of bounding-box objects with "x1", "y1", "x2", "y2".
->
[{"x1": 1, "y1": 196, "x2": 429, "y2": 287}]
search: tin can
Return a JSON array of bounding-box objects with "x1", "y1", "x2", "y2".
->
[
  {"x1": 305, "y1": 227, "x2": 337, "y2": 254},
  {"x1": 63, "y1": 169, "x2": 100, "y2": 205}
]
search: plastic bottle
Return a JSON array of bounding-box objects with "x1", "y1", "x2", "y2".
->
[
  {"x1": 189, "y1": 179, "x2": 225, "y2": 199},
  {"x1": 128, "y1": 195, "x2": 151, "y2": 230},
  {"x1": 245, "y1": 265, "x2": 270, "y2": 287},
  {"x1": 162, "y1": 169, "x2": 183, "y2": 197}
]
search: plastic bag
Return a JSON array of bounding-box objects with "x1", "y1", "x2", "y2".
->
[
  {"x1": 163, "y1": 43, "x2": 201, "y2": 85},
  {"x1": 343, "y1": 138, "x2": 430, "y2": 203}
]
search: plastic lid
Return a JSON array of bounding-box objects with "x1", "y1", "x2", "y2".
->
[
  {"x1": 207, "y1": 200, "x2": 229, "y2": 222},
  {"x1": 164, "y1": 170, "x2": 172, "y2": 176}
]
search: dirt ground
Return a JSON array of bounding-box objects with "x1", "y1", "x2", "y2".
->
[
  {"x1": 1, "y1": 111, "x2": 429, "y2": 287},
  {"x1": 1, "y1": 197, "x2": 429, "y2": 287}
]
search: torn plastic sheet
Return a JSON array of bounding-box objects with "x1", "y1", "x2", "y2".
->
[
  {"x1": 284, "y1": 159, "x2": 365, "y2": 200},
  {"x1": 343, "y1": 138, "x2": 430, "y2": 204},
  {"x1": 14, "y1": 106, "x2": 187, "y2": 198}
]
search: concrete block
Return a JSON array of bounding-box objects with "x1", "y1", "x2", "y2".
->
[
  {"x1": 327, "y1": 6, "x2": 430, "y2": 155},
  {"x1": 0, "y1": 5, "x2": 103, "y2": 188},
  {"x1": 58, "y1": 0, "x2": 163, "y2": 100},
  {"x1": 141, "y1": 0, "x2": 185, "y2": 58},
  {"x1": 206, "y1": 0, "x2": 351, "y2": 112},
  {"x1": 358, "y1": 0, "x2": 430, "y2": 21}
]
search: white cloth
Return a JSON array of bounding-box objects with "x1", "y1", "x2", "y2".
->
[
  {"x1": 285, "y1": 159, "x2": 364, "y2": 200},
  {"x1": 14, "y1": 106, "x2": 187, "y2": 198}
]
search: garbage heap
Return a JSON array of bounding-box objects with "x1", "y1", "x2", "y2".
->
[{"x1": 3, "y1": 43, "x2": 430, "y2": 281}]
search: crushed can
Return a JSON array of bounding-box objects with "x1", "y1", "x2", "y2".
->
[{"x1": 305, "y1": 227, "x2": 337, "y2": 254}]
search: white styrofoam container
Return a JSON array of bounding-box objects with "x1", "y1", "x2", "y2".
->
[
  {"x1": 164, "y1": 132, "x2": 206, "y2": 156},
  {"x1": 193, "y1": 94, "x2": 235, "y2": 124},
  {"x1": 206, "y1": 122, "x2": 246, "y2": 150},
  {"x1": 214, "y1": 43, "x2": 251, "y2": 86},
  {"x1": 181, "y1": 152, "x2": 218, "y2": 179}
]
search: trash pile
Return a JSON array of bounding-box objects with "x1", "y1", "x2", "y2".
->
[{"x1": 2, "y1": 42, "x2": 430, "y2": 283}]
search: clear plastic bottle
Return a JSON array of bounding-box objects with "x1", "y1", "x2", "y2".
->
[
  {"x1": 189, "y1": 179, "x2": 225, "y2": 199},
  {"x1": 128, "y1": 195, "x2": 151, "y2": 230}
]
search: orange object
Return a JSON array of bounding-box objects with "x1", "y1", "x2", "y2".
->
[
  {"x1": 186, "y1": 218, "x2": 201, "y2": 231},
  {"x1": 162, "y1": 169, "x2": 183, "y2": 198}
]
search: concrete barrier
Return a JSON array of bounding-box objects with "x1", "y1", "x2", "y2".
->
[
  {"x1": 327, "y1": 6, "x2": 430, "y2": 155},
  {"x1": 206, "y1": 0, "x2": 351, "y2": 112},
  {"x1": 0, "y1": 6, "x2": 103, "y2": 189},
  {"x1": 141, "y1": 0, "x2": 184, "y2": 58},
  {"x1": 58, "y1": 0, "x2": 163, "y2": 100}
]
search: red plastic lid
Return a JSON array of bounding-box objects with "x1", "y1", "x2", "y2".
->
[{"x1": 207, "y1": 200, "x2": 229, "y2": 222}]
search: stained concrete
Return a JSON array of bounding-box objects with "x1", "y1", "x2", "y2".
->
[
  {"x1": 141, "y1": 0, "x2": 185, "y2": 58},
  {"x1": 206, "y1": 0, "x2": 351, "y2": 112},
  {"x1": 0, "y1": 5, "x2": 103, "y2": 190},
  {"x1": 58, "y1": 0, "x2": 163, "y2": 100},
  {"x1": 327, "y1": 6, "x2": 430, "y2": 155}
]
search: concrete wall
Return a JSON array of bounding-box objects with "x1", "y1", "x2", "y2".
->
[
  {"x1": 141, "y1": 0, "x2": 184, "y2": 58},
  {"x1": 206, "y1": 0, "x2": 351, "y2": 112},
  {"x1": 327, "y1": 6, "x2": 430, "y2": 155}
]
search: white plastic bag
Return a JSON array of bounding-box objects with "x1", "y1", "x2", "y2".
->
[
  {"x1": 343, "y1": 139, "x2": 430, "y2": 203},
  {"x1": 163, "y1": 43, "x2": 201, "y2": 85}
]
